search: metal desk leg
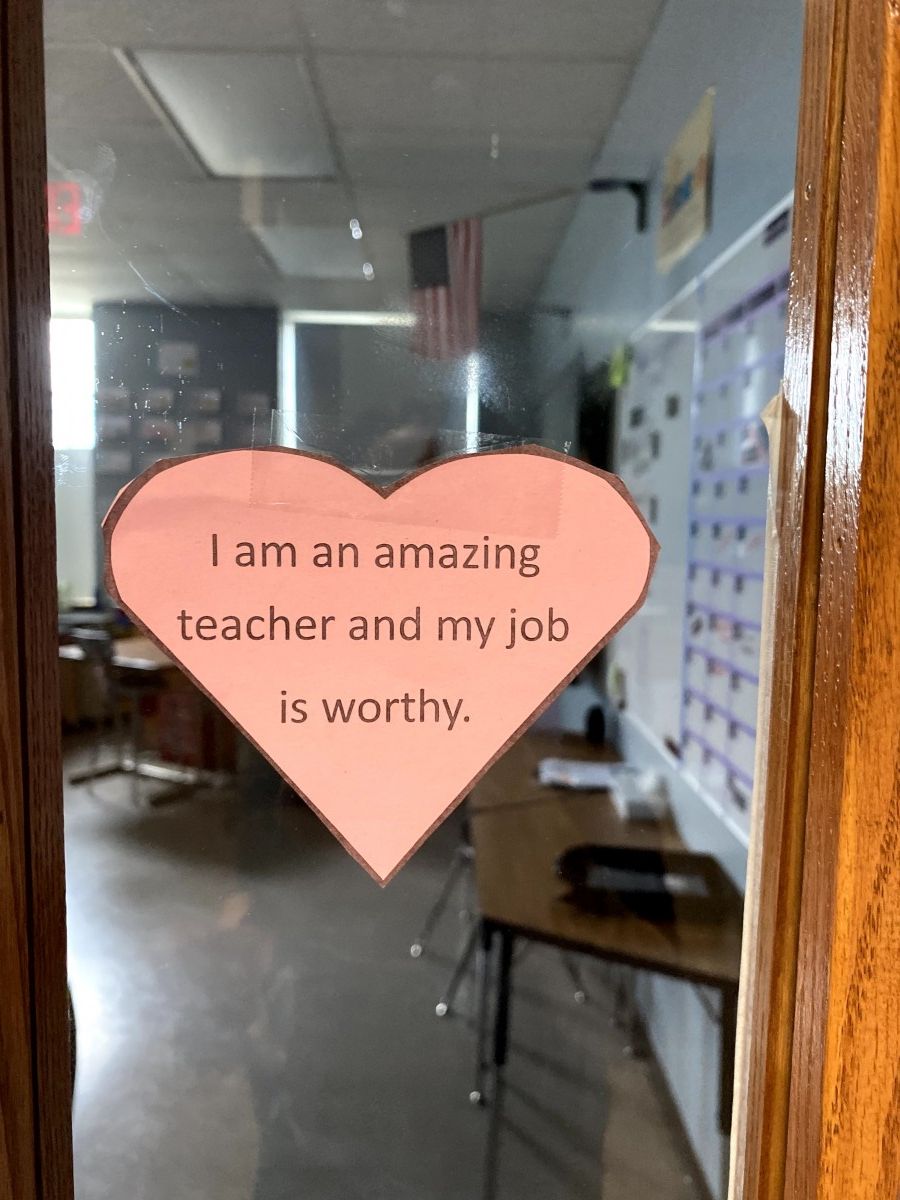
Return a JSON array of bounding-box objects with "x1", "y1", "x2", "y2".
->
[
  {"x1": 470, "y1": 920, "x2": 493, "y2": 1105},
  {"x1": 410, "y1": 842, "x2": 470, "y2": 958},
  {"x1": 483, "y1": 927, "x2": 514, "y2": 1200},
  {"x1": 436, "y1": 918, "x2": 479, "y2": 1017},
  {"x1": 719, "y1": 984, "x2": 739, "y2": 1135}
]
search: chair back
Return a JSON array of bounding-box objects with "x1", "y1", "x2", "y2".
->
[{"x1": 68, "y1": 627, "x2": 115, "y2": 665}]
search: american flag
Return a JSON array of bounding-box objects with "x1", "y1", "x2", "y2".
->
[{"x1": 410, "y1": 217, "x2": 483, "y2": 360}]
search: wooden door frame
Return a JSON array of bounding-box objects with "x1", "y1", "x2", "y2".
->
[
  {"x1": 731, "y1": 1, "x2": 900, "y2": 1198},
  {"x1": 0, "y1": 0, "x2": 898, "y2": 1198},
  {"x1": 0, "y1": 0, "x2": 72, "y2": 1198}
]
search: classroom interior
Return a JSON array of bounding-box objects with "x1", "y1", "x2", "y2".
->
[{"x1": 46, "y1": 1, "x2": 803, "y2": 1198}]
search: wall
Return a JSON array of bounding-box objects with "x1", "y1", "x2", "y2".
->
[
  {"x1": 533, "y1": 0, "x2": 803, "y2": 434},
  {"x1": 50, "y1": 317, "x2": 97, "y2": 604},
  {"x1": 530, "y1": 0, "x2": 804, "y2": 1194},
  {"x1": 293, "y1": 321, "x2": 460, "y2": 471},
  {"x1": 54, "y1": 449, "x2": 96, "y2": 605},
  {"x1": 293, "y1": 311, "x2": 540, "y2": 474}
]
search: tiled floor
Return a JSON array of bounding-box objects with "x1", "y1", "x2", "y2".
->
[{"x1": 65, "y1": 740, "x2": 703, "y2": 1200}]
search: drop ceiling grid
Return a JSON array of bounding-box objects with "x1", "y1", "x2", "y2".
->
[{"x1": 44, "y1": 0, "x2": 666, "y2": 312}]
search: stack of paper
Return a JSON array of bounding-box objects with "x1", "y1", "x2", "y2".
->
[
  {"x1": 537, "y1": 758, "x2": 669, "y2": 822},
  {"x1": 537, "y1": 758, "x2": 617, "y2": 790}
]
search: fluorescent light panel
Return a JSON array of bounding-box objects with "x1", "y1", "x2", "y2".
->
[
  {"x1": 131, "y1": 51, "x2": 336, "y2": 179},
  {"x1": 284, "y1": 310, "x2": 415, "y2": 327}
]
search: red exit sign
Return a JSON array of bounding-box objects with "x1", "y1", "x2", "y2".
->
[{"x1": 47, "y1": 181, "x2": 83, "y2": 237}]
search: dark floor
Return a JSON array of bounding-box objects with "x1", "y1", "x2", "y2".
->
[{"x1": 65, "y1": 739, "x2": 702, "y2": 1200}]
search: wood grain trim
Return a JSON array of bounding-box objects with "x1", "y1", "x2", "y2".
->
[
  {"x1": 784, "y1": 1, "x2": 900, "y2": 1196},
  {"x1": 1, "y1": 0, "x2": 73, "y2": 1195},
  {"x1": 730, "y1": 1, "x2": 849, "y2": 1197},
  {"x1": 0, "y1": 27, "x2": 38, "y2": 1200}
]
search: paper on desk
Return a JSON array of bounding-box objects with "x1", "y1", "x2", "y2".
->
[
  {"x1": 537, "y1": 758, "x2": 618, "y2": 789},
  {"x1": 538, "y1": 758, "x2": 669, "y2": 822}
]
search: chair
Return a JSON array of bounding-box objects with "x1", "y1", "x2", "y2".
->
[{"x1": 66, "y1": 628, "x2": 163, "y2": 804}]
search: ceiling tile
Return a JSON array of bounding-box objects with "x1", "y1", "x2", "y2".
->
[
  {"x1": 43, "y1": 0, "x2": 663, "y2": 313},
  {"x1": 47, "y1": 123, "x2": 204, "y2": 186},
  {"x1": 252, "y1": 225, "x2": 372, "y2": 280},
  {"x1": 354, "y1": 181, "x2": 566, "y2": 233},
  {"x1": 44, "y1": 47, "x2": 159, "y2": 131},
  {"x1": 338, "y1": 129, "x2": 594, "y2": 192},
  {"x1": 317, "y1": 54, "x2": 631, "y2": 138},
  {"x1": 44, "y1": 0, "x2": 302, "y2": 49},
  {"x1": 300, "y1": 0, "x2": 664, "y2": 61}
]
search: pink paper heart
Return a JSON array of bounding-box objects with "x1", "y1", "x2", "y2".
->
[{"x1": 105, "y1": 447, "x2": 657, "y2": 882}]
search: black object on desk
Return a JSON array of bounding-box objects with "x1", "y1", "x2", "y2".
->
[{"x1": 557, "y1": 844, "x2": 735, "y2": 925}]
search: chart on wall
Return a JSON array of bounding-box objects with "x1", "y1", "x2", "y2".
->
[
  {"x1": 611, "y1": 330, "x2": 694, "y2": 751},
  {"x1": 681, "y1": 254, "x2": 789, "y2": 836},
  {"x1": 611, "y1": 201, "x2": 792, "y2": 841}
]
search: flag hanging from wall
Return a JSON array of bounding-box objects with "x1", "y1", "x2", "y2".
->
[{"x1": 409, "y1": 217, "x2": 482, "y2": 360}]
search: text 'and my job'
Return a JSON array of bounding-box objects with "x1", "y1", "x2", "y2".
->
[{"x1": 175, "y1": 535, "x2": 571, "y2": 730}]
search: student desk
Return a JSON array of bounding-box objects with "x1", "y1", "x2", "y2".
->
[
  {"x1": 468, "y1": 732, "x2": 743, "y2": 1196},
  {"x1": 60, "y1": 636, "x2": 230, "y2": 792},
  {"x1": 59, "y1": 634, "x2": 175, "y2": 673}
]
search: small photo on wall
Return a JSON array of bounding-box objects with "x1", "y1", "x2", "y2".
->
[
  {"x1": 139, "y1": 417, "x2": 178, "y2": 445},
  {"x1": 189, "y1": 419, "x2": 223, "y2": 451},
  {"x1": 189, "y1": 388, "x2": 222, "y2": 414},
  {"x1": 96, "y1": 412, "x2": 132, "y2": 441},
  {"x1": 236, "y1": 391, "x2": 271, "y2": 418},
  {"x1": 96, "y1": 386, "x2": 130, "y2": 412},
  {"x1": 95, "y1": 447, "x2": 133, "y2": 475}
]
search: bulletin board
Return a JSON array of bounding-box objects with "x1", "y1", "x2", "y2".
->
[
  {"x1": 91, "y1": 304, "x2": 278, "y2": 599},
  {"x1": 609, "y1": 199, "x2": 793, "y2": 841}
]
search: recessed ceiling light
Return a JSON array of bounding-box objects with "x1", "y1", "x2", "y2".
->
[
  {"x1": 349, "y1": 219, "x2": 363, "y2": 240},
  {"x1": 122, "y1": 50, "x2": 337, "y2": 180},
  {"x1": 284, "y1": 310, "x2": 415, "y2": 327},
  {"x1": 363, "y1": 262, "x2": 375, "y2": 281}
]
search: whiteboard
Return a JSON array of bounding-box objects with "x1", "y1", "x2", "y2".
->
[{"x1": 609, "y1": 198, "x2": 793, "y2": 838}]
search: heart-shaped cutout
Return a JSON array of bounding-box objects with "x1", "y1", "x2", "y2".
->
[{"x1": 104, "y1": 447, "x2": 657, "y2": 882}]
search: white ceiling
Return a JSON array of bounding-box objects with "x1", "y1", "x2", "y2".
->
[{"x1": 44, "y1": 0, "x2": 664, "y2": 316}]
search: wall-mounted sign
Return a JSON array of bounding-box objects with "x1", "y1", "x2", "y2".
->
[
  {"x1": 657, "y1": 90, "x2": 715, "y2": 274},
  {"x1": 104, "y1": 447, "x2": 657, "y2": 883}
]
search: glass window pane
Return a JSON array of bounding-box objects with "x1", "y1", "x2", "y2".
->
[{"x1": 44, "y1": 2, "x2": 803, "y2": 1197}]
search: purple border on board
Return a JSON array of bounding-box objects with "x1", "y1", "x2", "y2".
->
[
  {"x1": 682, "y1": 730, "x2": 755, "y2": 790},
  {"x1": 683, "y1": 686, "x2": 757, "y2": 738},
  {"x1": 686, "y1": 600, "x2": 763, "y2": 633},
  {"x1": 688, "y1": 560, "x2": 766, "y2": 582},
  {"x1": 684, "y1": 642, "x2": 761, "y2": 686},
  {"x1": 695, "y1": 347, "x2": 787, "y2": 398}
]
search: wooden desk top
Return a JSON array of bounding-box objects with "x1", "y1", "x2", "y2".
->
[
  {"x1": 471, "y1": 731, "x2": 743, "y2": 989},
  {"x1": 469, "y1": 730, "x2": 620, "y2": 813},
  {"x1": 59, "y1": 636, "x2": 174, "y2": 673}
]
